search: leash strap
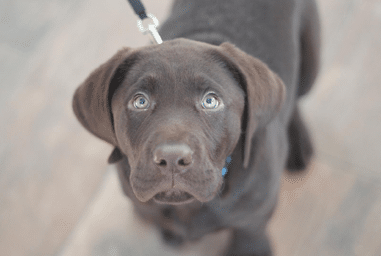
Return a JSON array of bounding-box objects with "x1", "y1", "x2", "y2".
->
[
  {"x1": 126, "y1": 0, "x2": 163, "y2": 44},
  {"x1": 127, "y1": 0, "x2": 148, "y2": 20}
]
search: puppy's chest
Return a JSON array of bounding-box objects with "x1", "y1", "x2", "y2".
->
[{"x1": 163, "y1": 205, "x2": 201, "y2": 225}]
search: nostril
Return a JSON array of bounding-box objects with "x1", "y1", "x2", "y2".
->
[
  {"x1": 159, "y1": 159, "x2": 167, "y2": 166},
  {"x1": 178, "y1": 159, "x2": 185, "y2": 166},
  {"x1": 178, "y1": 158, "x2": 191, "y2": 167},
  {"x1": 154, "y1": 154, "x2": 167, "y2": 167}
]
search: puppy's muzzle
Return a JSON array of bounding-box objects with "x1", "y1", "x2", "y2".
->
[{"x1": 152, "y1": 143, "x2": 195, "y2": 204}]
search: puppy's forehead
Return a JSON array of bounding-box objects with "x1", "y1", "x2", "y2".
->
[
  {"x1": 128, "y1": 39, "x2": 223, "y2": 80},
  {"x1": 121, "y1": 39, "x2": 244, "y2": 102}
]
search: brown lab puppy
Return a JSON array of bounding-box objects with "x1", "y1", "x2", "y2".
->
[{"x1": 73, "y1": 0, "x2": 320, "y2": 255}]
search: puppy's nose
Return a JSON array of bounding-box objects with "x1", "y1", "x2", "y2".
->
[{"x1": 153, "y1": 144, "x2": 193, "y2": 171}]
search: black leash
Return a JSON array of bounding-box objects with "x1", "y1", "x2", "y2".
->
[
  {"x1": 127, "y1": 0, "x2": 148, "y2": 20},
  {"x1": 126, "y1": 0, "x2": 163, "y2": 44}
]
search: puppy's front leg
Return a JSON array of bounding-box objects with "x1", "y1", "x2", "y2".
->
[{"x1": 224, "y1": 228, "x2": 272, "y2": 256}]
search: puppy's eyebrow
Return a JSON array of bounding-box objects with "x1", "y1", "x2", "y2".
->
[
  {"x1": 130, "y1": 75, "x2": 158, "y2": 93},
  {"x1": 193, "y1": 74, "x2": 224, "y2": 95}
]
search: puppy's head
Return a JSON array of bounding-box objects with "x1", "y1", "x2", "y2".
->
[{"x1": 73, "y1": 38, "x2": 285, "y2": 205}]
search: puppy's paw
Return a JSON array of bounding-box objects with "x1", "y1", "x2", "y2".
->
[
  {"x1": 286, "y1": 106, "x2": 314, "y2": 172},
  {"x1": 223, "y1": 229, "x2": 272, "y2": 256}
]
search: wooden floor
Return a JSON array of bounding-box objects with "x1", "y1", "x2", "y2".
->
[{"x1": 1, "y1": 0, "x2": 380, "y2": 255}]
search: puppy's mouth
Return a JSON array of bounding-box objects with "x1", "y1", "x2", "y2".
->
[{"x1": 153, "y1": 188, "x2": 194, "y2": 205}]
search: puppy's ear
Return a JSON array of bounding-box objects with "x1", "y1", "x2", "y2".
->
[
  {"x1": 72, "y1": 47, "x2": 138, "y2": 163},
  {"x1": 108, "y1": 147, "x2": 124, "y2": 164},
  {"x1": 218, "y1": 43, "x2": 286, "y2": 169}
]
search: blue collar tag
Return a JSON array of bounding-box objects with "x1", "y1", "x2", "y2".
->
[{"x1": 222, "y1": 155, "x2": 232, "y2": 177}]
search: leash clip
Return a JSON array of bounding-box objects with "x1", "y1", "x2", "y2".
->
[{"x1": 137, "y1": 13, "x2": 163, "y2": 45}]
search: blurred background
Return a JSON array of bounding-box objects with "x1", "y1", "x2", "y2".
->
[{"x1": 1, "y1": 0, "x2": 380, "y2": 255}]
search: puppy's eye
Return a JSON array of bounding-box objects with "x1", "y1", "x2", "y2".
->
[
  {"x1": 133, "y1": 95, "x2": 150, "y2": 109},
  {"x1": 202, "y1": 93, "x2": 220, "y2": 109}
]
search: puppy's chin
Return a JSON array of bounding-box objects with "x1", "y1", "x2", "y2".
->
[{"x1": 153, "y1": 188, "x2": 195, "y2": 205}]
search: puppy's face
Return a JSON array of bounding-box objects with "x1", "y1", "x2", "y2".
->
[{"x1": 111, "y1": 43, "x2": 245, "y2": 205}]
